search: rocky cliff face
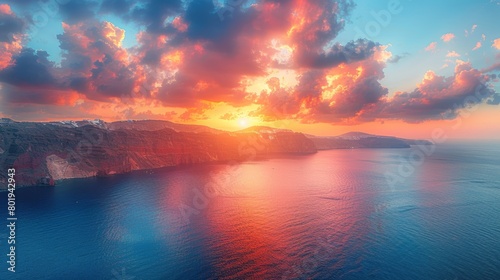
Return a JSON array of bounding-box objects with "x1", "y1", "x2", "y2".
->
[{"x1": 0, "y1": 121, "x2": 316, "y2": 187}]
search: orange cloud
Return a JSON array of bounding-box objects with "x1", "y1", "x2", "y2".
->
[
  {"x1": 493, "y1": 38, "x2": 500, "y2": 50},
  {"x1": 101, "y1": 21, "x2": 125, "y2": 47},
  {"x1": 441, "y1": 33, "x2": 455, "y2": 42}
]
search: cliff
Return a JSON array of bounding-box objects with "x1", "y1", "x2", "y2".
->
[{"x1": 0, "y1": 120, "x2": 316, "y2": 187}]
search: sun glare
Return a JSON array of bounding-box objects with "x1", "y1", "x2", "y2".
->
[{"x1": 238, "y1": 118, "x2": 250, "y2": 128}]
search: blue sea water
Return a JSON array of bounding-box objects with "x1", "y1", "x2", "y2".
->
[{"x1": 0, "y1": 142, "x2": 500, "y2": 279}]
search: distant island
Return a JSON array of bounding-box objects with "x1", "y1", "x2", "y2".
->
[
  {"x1": 306, "y1": 131, "x2": 433, "y2": 150},
  {"x1": 0, "y1": 119, "x2": 432, "y2": 188}
]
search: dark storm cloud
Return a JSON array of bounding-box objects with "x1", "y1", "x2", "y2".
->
[
  {"x1": 0, "y1": 48, "x2": 56, "y2": 86},
  {"x1": 0, "y1": 6, "x2": 26, "y2": 43},
  {"x1": 59, "y1": 0, "x2": 98, "y2": 24}
]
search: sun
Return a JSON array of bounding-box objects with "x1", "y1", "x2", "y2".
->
[{"x1": 237, "y1": 117, "x2": 250, "y2": 128}]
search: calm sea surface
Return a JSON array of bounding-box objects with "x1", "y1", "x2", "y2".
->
[{"x1": 1, "y1": 142, "x2": 500, "y2": 279}]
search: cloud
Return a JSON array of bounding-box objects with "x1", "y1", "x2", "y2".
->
[
  {"x1": 132, "y1": 0, "x2": 374, "y2": 109},
  {"x1": 59, "y1": 0, "x2": 99, "y2": 24},
  {"x1": 100, "y1": 0, "x2": 135, "y2": 16},
  {"x1": 1, "y1": 0, "x2": 497, "y2": 126},
  {"x1": 493, "y1": 38, "x2": 500, "y2": 50},
  {"x1": 0, "y1": 4, "x2": 26, "y2": 70},
  {"x1": 441, "y1": 33, "x2": 455, "y2": 42},
  {"x1": 0, "y1": 4, "x2": 25, "y2": 43},
  {"x1": 0, "y1": 82, "x2": 79, "y2": 105},
  {"x1": 178, "y1": 103, "x2": 212, "y2": 121},
  {"x1": 256, "y1": 56, "x2": 499, "y2": 124},
  {"x1": 220, "y1": 113, "x2": 237, "y2": 120},
  {"x1": 471, "y1": 24, "x2": 478, "y2": 33},
  {"x1": 360, "y1": 61, "x2": 498, "y2": 122},
  {"x1": 425, "y1": 42, "x2": 437, "y2": 51},
  {"x1": 57, "y1": 20, "x2": 138, "y2": 101},
  {"x1": 253, "y1": 46, "x2": 390, "y2": 123},
  {"x1": 446, "y1": 51, "x2": 460, "y2": 57},
  {"x1": 129, "y1": 0, "x2": 183, "y2": 33},
  {"x1": 472, "y1": 42, "x2": 482, "y2": 51},
  {"x1": 0, "y1": 4, "x2": 12, "y2": 14},
  {"x1": 482, "y1": 62, "x2": 500, "y2": 73},
  {"x1": 0, "y1": 18, "x2": 147, "y2": 110},
  {"x1": 387, "y1": 53, "x2": 409, "y2": 63},
  {"x1": 0, "y1": 48, "x2": 56, "y2": 86},
  {"x1": 295, "y1": 39, "x2": 379, "y2": 69},
  {"x1": 0, "y1": 48, "x2": 81, "y2": 106},
  {"x1": 1, "y1": 0, "x2": 40, "y2": 6}
]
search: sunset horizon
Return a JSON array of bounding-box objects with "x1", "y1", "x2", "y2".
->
[{"x1": 3, "y1": 116, "x2": 500, "y2": 141}]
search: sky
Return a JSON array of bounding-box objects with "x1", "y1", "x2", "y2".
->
[{"x1": 0, "y1": 0, "x2": 499, "y2": 139}]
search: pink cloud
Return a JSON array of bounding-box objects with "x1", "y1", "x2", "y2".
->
[
  {"x1": 441, "y1": 33, "x2": 455, "y2": 42},
  {"x1": 359, "y1": 61, "x2": 498, "y2": 122},
  {"x1": 425, "y1": 42, "x2": 437, "y2": 51},
  {"x1": 1, "y1": 0, "x2": 498, "y2": 125},
  {"x1": 446, "y1": 51, "x2": 460, "y2": 57},
  {"x1": 172, "y1": 17, "x2": 188, "y2": 32},
  {"x1": 472, "y1": 42, "x2": 482, "y2": 51},
  {"x1": 0, "y1": 4, "x2": 12, "y2": 14},
  {"x1": 493, "y1": 38, "x2": 500, "y2": 50}
]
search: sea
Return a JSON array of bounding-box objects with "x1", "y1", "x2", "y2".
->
[{"x1": 0, "y1": 142, "x2": 499, "y2": 279}]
